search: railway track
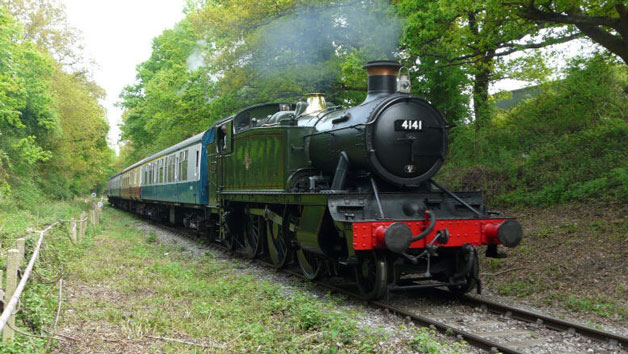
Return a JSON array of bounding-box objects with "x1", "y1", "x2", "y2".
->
[{"x1": 146, "y1": 219, "x2": 628, "y2": 354}]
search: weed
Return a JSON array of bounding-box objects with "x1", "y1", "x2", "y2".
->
[
  {"x1": 488, "y1": 258, "x2": 501, "y2": 270},
  {"x1": 0, "y1": 199, "x2": 92, "y2": 353},
  {"x1": 54, "y1": 208, "x2": 463, "y2": 353},
  {"x1": 497, "y1": 279, "x2": 537, "y2": 297},
  {"x1": 564, "y1": 296, "x2": 627, "y2": 320},
  {"x1": 558, "y1": 222, "x2": 578, "y2": 235},
  {"x1": 146, "y1": 230, "x2": 158, "y2": 244},
  {"x1": 410, "y1": 328, "x2": 465, "y2": 353}
]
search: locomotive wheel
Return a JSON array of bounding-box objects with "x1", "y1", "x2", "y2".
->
[
  {"x1": 355, "y1": 251, "x2": 388, "y2": 300},
  {"x1": 448, "y1": 248, "x2": 479, "y2": 294},
  {"x1": 223, "y1": 230, "x2": 236, "y2": 251},
  {"x1": 221, "y1": 211, "x2": 237, "y2": 251},
  {"x1": 297, "y1": 249, "x2": 322, "y2": 280},
  {"x1": 266, "y1": 220, "x2": 289, "y2": 268},
  {"x1": 243, "y1": 215, "x2": 264, "y2": 259}
]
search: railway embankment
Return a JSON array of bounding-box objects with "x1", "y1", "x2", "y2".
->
[
  {"x1": 478, "y1": 202, "x2": 628, "y2": 329},
  {"x1": 52, "y1": 207, "x2": 467, "y2": 353},
  {"x1": 0, "y1": 199, "x2": 102, "y2": 353}
]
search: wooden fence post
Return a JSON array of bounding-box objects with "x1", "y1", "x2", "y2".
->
[
  {"x1": 69, "y1": 220, "x2": 77, "y2": 243},
  {"x1": 15, "y1": 238, "x2": 25, "y2": 266},
  {"x1": 80, "y1": 212, "x2": 86, "y2": 239},
  {"x1": 89, "y1": 210, "x2": 95, "y2": 228},
  {"x1": 3, "y1": 250, "x2": 18, "y2": 343}
]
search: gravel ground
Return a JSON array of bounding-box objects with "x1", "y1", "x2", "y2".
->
[
  {"x1": 136, "y1": 219, "x2": 627, "y2": 353},
  {"x1": 389, "y1": 292, "x2": 626, "y2": 353},
  {"x1": 474, "y1": 289, "x2": 628, "y2": 338}
]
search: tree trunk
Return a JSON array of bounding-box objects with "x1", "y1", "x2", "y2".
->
[
  {"x1": 471, "y1": 53, "x2": 495, "y2": 161},
  {"x1": 472, "y1": 54, "x2": 494, "y2": 132}
]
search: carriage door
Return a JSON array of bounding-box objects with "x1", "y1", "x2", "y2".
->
[
  {"x1": 208, "y1": 138, "x2": 219, "y2": 206},
  {"x1": 209, "y1": 120, "x2": 232, "y2": 206},
  {"x1": 215, "y1": 120, "x2": 233, "y2": 197}
]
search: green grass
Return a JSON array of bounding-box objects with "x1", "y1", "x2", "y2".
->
[
  {"x1": 52, "y1": 208, "x2": 464, "y2": 353},
  {"x1": 0, "y1": 198, "x2": 100, "y2": 354},
  {"x1": 539, "y1": 292, "x2": 628, "y2": 323}
]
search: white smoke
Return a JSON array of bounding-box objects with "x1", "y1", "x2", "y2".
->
[
  {"x1": 186, "y1": 40, "x2": 207, "y2": 72},
  {"x1": 252, "y1": 0, "x2": 404, "y2": 83}
]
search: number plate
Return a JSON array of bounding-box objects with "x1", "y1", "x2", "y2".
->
[{"x1": 395, "y1": 120, "x2": 423, "y2": 131}]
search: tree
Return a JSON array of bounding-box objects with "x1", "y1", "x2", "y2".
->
[
  {"x1": 1, "y1": 0, "x2": 84, "y2": 68},
  {"x1": 512, "y1": 0, "x2": 628, "y2": 65},
  {"x1": 0, "y1": 7, "x2": 58, "y2": 197},
  {"x1": 396, "y1": 0, "x2": 580, "y2": 129},
  {"x1": 0, "y1": 2, "x2": 113, "y2": 198},
  {"x1": 45, "y1": 68, "x2": 111, "y2": 195},
  {"x1": 119, "y1": 19, "x2": 216, "y2": 160},
  {"x1": 121, "y1": 0, "x2": 405, "y2": 157}
]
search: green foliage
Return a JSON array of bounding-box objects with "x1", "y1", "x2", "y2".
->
[
  {"x1": 120, "y1": 0, "x2": 404, "y2": 162},
  {"x1": 0, "y1": 199, "x2": 88, "y2": 353},
  {"x1": 502, "y1": 0, "x2": 628, "y2": 65},
  {"x1": 439, "y1": 55, "x2": 628, "y2": 205},
  {"x1": 0, "y1": 3, "x2": 113, "y2": 201},
  {"x1": 116, "y1": 0, "x2": 628, "y2": 210},
  {"x1": 58, "y1": 208, "x2": 461, "y2": 353},
  {"x1": 563, "y1": 295, "x2": 628, "y2": 320},
  {"x1": 395, "y1": 0, "x2": 572, "y2": 128},
  {"x1": 119, "y1": 19, "x2": 215, "y2": 164},
  {"x1": 410, "y1": 328, "x2": 465, "y2": 353}
]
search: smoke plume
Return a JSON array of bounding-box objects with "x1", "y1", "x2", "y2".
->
[{"x1": 251, "y1": 0, "x2": 403, "y2": 92}]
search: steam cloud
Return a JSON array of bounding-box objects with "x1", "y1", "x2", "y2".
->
[
  {"x1": 252, "y1": 0, "x2": 403, "y2": 92},
  {"x1": 186, "y1": 40, "x2": 206, "y2": 72}
]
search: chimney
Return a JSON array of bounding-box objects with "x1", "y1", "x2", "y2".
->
[{"x1": 363, "y1": 60, "x2": 401, "y2": 103}]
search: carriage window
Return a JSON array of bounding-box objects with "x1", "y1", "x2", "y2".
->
[
  {"x1": 195, "y1": 150, "x2": 199, "y2": 178},
  {"x1": 175, "y1": 156, "x2": 179, "y2": 181},
  {"x1": 169, "y1": 156, "x2": 175, "y2": 182},
  {"x1": 167, "y1": 157, "x2": 171, "y2": 182},
  {"x1": 164, "y1": 162, "x2": 167, "y2": 183},
  {"x1": 181, "y1": 150, "x2": 188, "y2": 181},
  {"x1": 159, "y1": 159, "x2": 164, "y2": 183}
]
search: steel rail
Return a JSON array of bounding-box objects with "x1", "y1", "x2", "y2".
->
[
  {"x1": 459, "y1": 294, "x2": 628, "y2": 348},
  {"x1": 148, "y1": 220, "x2": 626, "y2": 353},
  {"x1": 275, "y1": 267, "x2": 520, "y2": 354},
  {"x1": 149, "y1": 221, "x2": 520, "y2": 353}
]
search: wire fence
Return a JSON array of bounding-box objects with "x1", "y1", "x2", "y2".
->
[{"x1": 0, "y1": 201, "x2": 104, "y2": 344}]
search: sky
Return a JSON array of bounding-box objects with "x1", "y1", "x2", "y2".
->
[{"x1": 61, "y1": 0, "x2": 187, "y2": 153}]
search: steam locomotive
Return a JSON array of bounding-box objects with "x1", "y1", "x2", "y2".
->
[{"x1": 106, "y1": 60, "x2": 523, "y2": 299}]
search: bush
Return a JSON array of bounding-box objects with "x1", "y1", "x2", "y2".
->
[{"x1": 438, "y1": 55, "x2": 628, "y2": 206}]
